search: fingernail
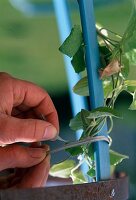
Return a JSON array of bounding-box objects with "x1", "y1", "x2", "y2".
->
[
  {"x1": 28, "y1": 148, "x2": 46, "y2": 158},
  {"x1": 43, "y1": 126, "x2": 57, "y2": 140}
]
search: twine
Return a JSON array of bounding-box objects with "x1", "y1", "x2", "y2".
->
[{"x1": 50, "y1": 135, "x2": 110, "y2": 154}]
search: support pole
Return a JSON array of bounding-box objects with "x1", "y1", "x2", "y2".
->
[
  {"x1": 78, "y1": 0, "x2": 110, "y2": 181},
  {"x1": 53, "y1": 0, "x2": 89, "y2": 176},
  {"x1": 53, "y1": 0, "x2": 87, "y2": 135}
]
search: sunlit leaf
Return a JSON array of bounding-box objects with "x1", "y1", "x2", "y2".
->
[
  {"x1": 125, "y1": 80, "x2": 136, "y2": 87},
  {"x1": 73, "y1": 76, "x2": 89, "y2": 96},
  {"x1": 74, "y1": 77, "x2": 113, "y2": 99},
  {"x1": 59, "y1": 25, "x2": 83, "y2": 57},
  {"x1": 49, "y1": 160, "x2": 76, "y2": 178},
  {"x1": 110, "y1": 150, "x2": 128, "y2": 166},
  {"x1": 103, "y1": 79, "x2": 113, "y2": 98},
  {"x1": 71, "y1": 170, "x2": 87, "y2": 184},
  {"x1": 124, "y1": 80, "x2": 136, "y2": 94},
  {"x1": 71, "y1": 46, "x2": 86, "y2": 73}
]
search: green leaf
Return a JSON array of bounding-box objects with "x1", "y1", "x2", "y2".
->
[
  {"x1": 129, "y1": 91, "x2": 136, "y2": 110},
  {"x1": 74, "y1": 77, "x2": 113, "y2": 99},
  {"x1": 124, "y1": 80, "x2": 136, "y2": 94},
  {"x1": 59, "y1": 25, "x2": 83, "y2": 57},
  {"x1": 125, "y1": 49, "x2": 136, "y2": 65},
  {"x1": 72, "y1": 170, "x2": 87, "y2": 184},
  {"x1": 87, "y1": 168, "x2": 95, "y2": 177},
  {"x1": 126, "y1": 86, "x2": 136, "y2": 93},
  {"x1": 49, "y1": 160, "x2": 76, "y2": 178},
  {"x1": 69, "y1": 112, "x2": 83, "y2": 131},
  {"x1": 87, "y1": 107, "x2": 122, "y2": 119},
  {"x1": 73, "y1": 76, "x2": 89, "y2": 96},
  {"x1": 121, "y1": 1, "x2": 136, "y2": 52},
  {"x1": 66, "y1": 146, "x2": 83, "y2": 156},
  {"x1": 88, "y1": 144, "x2": 95, "y2": 160},
  {"x1": 121, "y1": 55, "x2": 130, "y2": 78},
  {"x1": 81, "y1": 109, "x2": 91, "y2": 129},
  {"x1": 71, "y1": 46, "x2": 86, "y2": 73},
  {"x1": 125, "y1": 80, "x2": 136, "y2": 87},
  {"x1": 103, "y1": 79, "x2": 113, "y2": 98},
  {"x1": 69, "y1": 109, "x2": 91, "y2": 131},
  {"x1": 110, "y1": 150, "x2": 128, "y2": 166}
]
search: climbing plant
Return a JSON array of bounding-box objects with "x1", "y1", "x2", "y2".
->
[{"x1": 49, "y1": 1, "x2": 136, "y2": 183}]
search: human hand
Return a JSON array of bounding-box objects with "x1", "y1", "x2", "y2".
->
[
  {"x1": 0, "y1": 144, "x2": 50, "y2": 189},
  {"x1": 0, "y1": 72, "x2": 59, "y2": 145},
  {"x1": 0, "y1": 72, "x2": 59, "y2": 188}
]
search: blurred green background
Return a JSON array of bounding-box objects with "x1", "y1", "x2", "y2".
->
[
  {"x1": 0, "y1": 0, "x2": 133, "y2": 95},
  {"x1": 0, "y1": 0, "x2": 136, "y2": 199}
]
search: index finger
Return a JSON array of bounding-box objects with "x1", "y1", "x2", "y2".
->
[{"x1": 12, "y1": 77, "x2": 59, "y2": 132}]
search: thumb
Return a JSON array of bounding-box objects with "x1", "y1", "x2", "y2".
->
[
  {"x1": 0, "y1": 113, "x2": 57, "y2": 145},
  {"x1": 0, "y1": 144, "x2": 47, "y2": 171}
]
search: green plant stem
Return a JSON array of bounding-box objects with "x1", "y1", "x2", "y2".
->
[
  {"x1": 96, "y1": 28, "x2": 119, "y2": 47},
  {"x1": 99, "y1": 28, "x2": 122, "y2": 39},
  {"x1": 107, "y1": 74, "x2": 121, "y2": 108},
  {"x1": 91, "y1": 118, "x2": 107, "y2": 137},
  {"x1": 71, "y1": 159, "x2": 85, "y2": 175},
  {"x1": 107, "y1": 117, "x2": 114, "y2": 134}
]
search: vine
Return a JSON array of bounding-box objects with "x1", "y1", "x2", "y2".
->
[{"x1": 49, "y1": 1, "x2": 136, "y2": 183}]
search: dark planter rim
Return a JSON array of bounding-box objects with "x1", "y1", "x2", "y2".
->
[{"x1": 0, "y1": 176, "x2": 129, "y2": 200}]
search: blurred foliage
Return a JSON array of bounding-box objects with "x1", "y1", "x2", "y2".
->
[{"x1": 0, "y1": 0, "x2": 133, "y2": 96}]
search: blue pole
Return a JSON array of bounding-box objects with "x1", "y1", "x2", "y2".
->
[
  {"x1": 78, "y1": 0, "x2": 110, "y2": 180},
  {"x1": 53, "y1": 0, "x2": 87, "y2": 135},
  {"x1": 53, "y1": 0, "x2": 90, "y2": 178}
]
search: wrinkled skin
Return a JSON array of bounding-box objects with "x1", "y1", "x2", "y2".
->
[{"x1": 0, "y1": 73, "x2": 59, "y2": 188}]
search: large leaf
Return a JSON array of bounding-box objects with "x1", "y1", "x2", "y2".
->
[
  {"x1": 129, "y1": 91, "x2": 136, "y2": 110},
  {"x1": 87, "y1": 107, "x2": 122, "y2": 119},
  {"x1": 73, "y1": 76, "x2": 114, "y2": 99},
  {"x1": 121, "y1": 1, "x2": 136, "y2": 52},
  {"x1": 49, "y1": 160, "x2": 76, "y2": 178},
  {"x1": 73, "y1": 76, "x2": 89, "y2": 96},
  {"x1": 110, "y1": 150, "x2": 128, "y2": 166},
  {"x1": 59, "y1": 25, "x2": 83, "y2": 57},
  {"x1": 71, "y1": 46, "x2": 86, "y2": 73},
  {"x1": 66, "y1": 146, "x2": 83, "y2": 156},
  {"x1": 71, "y1": 170, "x2": 87, "y2": 184}
]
